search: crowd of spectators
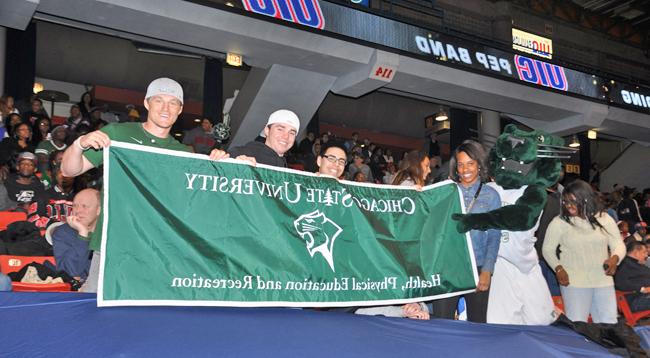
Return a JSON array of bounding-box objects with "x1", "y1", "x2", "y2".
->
[{"x1": 0, "y1": 90, "x2": 139, "y2": 288}]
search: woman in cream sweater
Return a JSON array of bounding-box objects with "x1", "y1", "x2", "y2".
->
[{"x1": 543, "y1": 179, "x2": 624, "y2": 323}]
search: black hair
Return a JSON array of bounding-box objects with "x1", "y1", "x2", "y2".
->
[
  {"x1": 449, "y1": 140, "x2": 489, "y2": 183},
  {"x1": 627, "y1": 240, "x2": 645, "y2": 254},
  {"x1": 319, "y1": 141, "x2": 347, "y2": 157},
  {"x1": 560, "y1": 179, "x2": 605, "y2": 231}
]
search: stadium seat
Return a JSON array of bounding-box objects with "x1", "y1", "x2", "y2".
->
[
  {"x1": 0, "y1": 211, "x2": 27, "y2": 231},
  {"x1": 552, "y1": 295, "x2": 564, "y2": 312},
  {"x1": 615, "y1": 290, "x2": 650, "y2": 326},
  {"x1": 0, "y1": 255, "x2": 71, "y2": 292}
]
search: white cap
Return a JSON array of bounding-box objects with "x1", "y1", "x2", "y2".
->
[
  {"x1": 145, "y1": 78, "x2": 184, "y2": 104},
  {"x1": 266, "y1": 109, "x2": 300, "y2": 132}
]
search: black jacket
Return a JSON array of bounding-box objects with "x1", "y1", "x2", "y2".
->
[
  {"x1": 229, "y1": 141, "x2": 287, "y2": 168},
  {"x1": 615, "y1": 256, "x2": 650, "y2": 293}
]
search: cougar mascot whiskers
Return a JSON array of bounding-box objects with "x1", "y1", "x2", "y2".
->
[{"x1": 453, "y1": 124, "x2": 575, "y2": 325}]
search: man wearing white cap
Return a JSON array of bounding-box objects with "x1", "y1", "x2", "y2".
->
[
  {"x1": 228, "y1": 109, "x2": 300, "y2": 167},
  {"x1": 61, "y1": 77, "x2": 228, "y2": 292}
]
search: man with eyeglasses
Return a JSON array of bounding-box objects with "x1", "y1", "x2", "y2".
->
[
  {"x1": 317, "y1": 143, "x2": 347, "y2": 179},
  {"x1": 61, "y1": 77, "x2": 228, "y2": 292}
]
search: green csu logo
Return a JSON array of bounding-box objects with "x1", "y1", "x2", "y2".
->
[{"x1": 294, "y1": 211, "x2": 342, "y2": 272}]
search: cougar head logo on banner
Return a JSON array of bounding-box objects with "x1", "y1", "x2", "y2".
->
[{"x1": 294, "y1": 210, "x2": 341, "y2": 272}]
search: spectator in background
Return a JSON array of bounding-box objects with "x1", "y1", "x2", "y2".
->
[
  {"x1": 298, "y1": 131, "x2": 315, "y2": 155},
  {"x1": 4, "y1": 152, "x2": 49, "y2": 228},
  {"x1": 630, "y1": 222, "x2": 649, "y2": 243},
  {"x1": 183, "y1": 118, "x2": 216, "y2": 154},
  {"x1": 619, "y1": 187, "x2": 643, "y2": 233},
  {"x1": 125, "y1": 105, "x2": 141, "y2": 122},
  {"x1": 88, "y1": 106, "x2": 104, "y2": 129},
  {"x1": 347, "y1": 153, "x2": 373, "y2": 183},
  {"x1": 45, "y1": 165, "x2": 74, "y2": 223},
  {"x1": 32, "y1": 117, "x2": 52, "y2": 147},
  {"x1": 228, "y1": 109, "x2": 300, "y2": 168},
  {"x1": 369, "y1": 147, "x2": 386, "y2": 181},
  {"x1": 344, "y1": 132, "x2": 358, "y2": 152},
  {"x1": 383, "y1": 162, "x2": 397, "y2": 185},
  {"x1": 67, "y1": 104, "x2": 90, "y2": 132},
  {"x1": 0, "y1": 122, "x2": 35, "y2": 178},
  {"x1": 620, "y1": 221, "x2": 631, "y2": 241},
  {"x1": 543, "y1": 179, "x2": 624, "y2": 323},
  {"x1": 428, "y1": 133, "x2": 440, "y2": 157},
  {"x1": 0, "y1": 95, "x2": 19, "y2": 116},
  {"x1": 353, "y1": 172, "x2": 366, "y2": 182},
  {"x1": 52, "y1": 188, "x2": 101, "y2": 281},
  {"x1": 614, "y1": 241, "x2": 650, "y2": 312},
  {"x1": 320, "y1": 132, "x2": 330, "y2": 145},
  {"x1": 77, "y1": 92, "x2": 95, "y2": 119},
  {"x1": 4, "y1": 113, "x2": 23, "y2": 138},
  {"x1": 383, "y1": 148, "x2": 394, "y2": 165},
  {"x1": 303, "y1": 140, "x2": 321, "y2": 173},
  {"x1": 391, "y1": 150, "x2": 429, "y2": 188},
  {"x1": 35, "y1": 125, "x2": 68, "y2": 178},
  {"x1": 23, "y1": 98, "x2": 49, "y2": 125}
]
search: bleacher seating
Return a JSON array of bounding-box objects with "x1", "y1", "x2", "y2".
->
[{"x1": 615, "y1": 290, "x2": 650, "y2": 326}]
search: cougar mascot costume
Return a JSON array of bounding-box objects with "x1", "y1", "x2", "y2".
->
[{"x1": 453, "y1": 124, "x2": 574, "y2": 325}]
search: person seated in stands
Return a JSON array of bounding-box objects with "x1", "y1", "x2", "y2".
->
[
  {"x1": 302, "y1": 140, "x2": 321, "y2": 173},
  {"x1": 52, "y1": 188, "x2": 101, "y2": 281},
  {"x1": 182, "y1": 118, "x2": 216, "y2": 154},
  {"x1": 32, "y1": 117, "x2": 52, "y2": 147},
  {"x1": 227, "y1": 109, "x2": 300, "y2": 168},
  {"x1": 35, "y1": 125, "x2": 68, "y2": 176},
  {"x1": 630, "y1": 222, "x2": 649, "y2": 243},
  {"x1": 23, "y1": 98, "x2": 49, "y2": 125},
  {"x1": 297, "y1": 131, "x2": 315, "y2": 155},
  {"x1": 3, "y1": 152, "x2": 49, "y2": 228},
  {"x1": 614, "y1": 241, "x2": 650, "y2": 312},
  {"x1": 0, "y1": 122, "x2": 35, "y2": 179},
  {"x1": 619, "y1": 221, "x2": 631, "y2": 241},
  {"x1": 45, "y1": 166, "x2": 74, "y2": 223},
  {"x1": 3, "y1": 113, "x2": 23, "y2": 138},
  {"x1": 347, "y1": 153, "x2": 373, "y2": 182},
  {"x1": 67, "y1": 104, "x2": 90, "y2": 133}
]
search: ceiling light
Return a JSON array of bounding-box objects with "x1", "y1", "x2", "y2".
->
[
  {"x1": 587, "y1": 130, "x2": 597, "y2": 140},
  {"x1": 435, "y1": 108, "x2": 448, "y2": 121},
  {"x1": 568, "y1": 135, "x2": 580, "y2": 148},
  {"x1": 33, "y1": 82, "x2": 44, "y2": 94},
  {"x1": 226, "y1": 52, "x2": 243, "y2": 67}
]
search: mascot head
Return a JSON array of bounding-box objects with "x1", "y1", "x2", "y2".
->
[{"x1": 489, "y1": 124, "x2": 575, "y2": 190}]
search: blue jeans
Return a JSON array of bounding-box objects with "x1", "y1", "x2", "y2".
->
[{"x1": 560, "y1": 285, "x2": 617, "y2": 323}]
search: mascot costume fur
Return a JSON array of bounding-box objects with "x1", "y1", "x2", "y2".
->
[{"x1": 453, "y1": 124, "x2": 575, "y2": 325}]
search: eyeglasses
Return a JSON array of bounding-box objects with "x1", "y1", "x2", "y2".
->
[{"x1": 322, "y1": 154, "x2": 346, "y2": 166}]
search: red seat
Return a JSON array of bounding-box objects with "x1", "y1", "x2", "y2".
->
[
  {"x1": 552, "y1": 295, "x2": 564, "y2": 312},
  {"x1": 615, "y1": 290, "x2": 650, "y2": 326},
  {"x1": 0, "y1": 211, "x2": 27, "y2": 231},
  {"x1": 0, "y1": 255, "x2": 71, "y2": 292}
]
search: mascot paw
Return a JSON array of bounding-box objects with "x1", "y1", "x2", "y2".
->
[{"x1": 451, "y1": 213, "x2": 472, "y2": 233}]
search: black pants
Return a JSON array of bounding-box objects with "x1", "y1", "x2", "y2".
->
[{"x1": 430, "y1": 286, "x2": 490, "y2": 323}]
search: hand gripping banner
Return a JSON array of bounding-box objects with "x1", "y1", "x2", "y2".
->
[{"x1": 98, "y1": 142, "x2": 478, "y2": 307}]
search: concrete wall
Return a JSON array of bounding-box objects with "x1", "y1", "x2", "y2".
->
[{"x1": 600, "y1": 143, "x2": 650, "y2": 192}]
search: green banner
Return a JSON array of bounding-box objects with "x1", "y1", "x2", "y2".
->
[{"x1": 98, "y1": 142, "x2": 477, "y2": 307}]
